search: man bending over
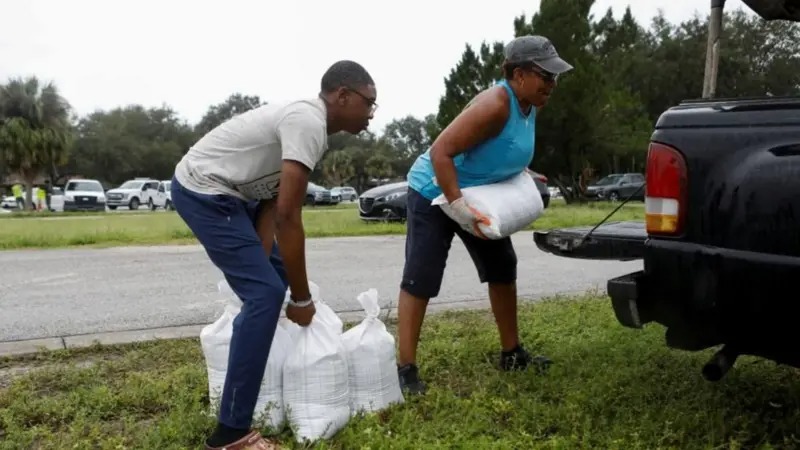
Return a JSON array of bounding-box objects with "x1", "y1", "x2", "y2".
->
[{"x1": 171, "y1": 60, "x2": 377, "y2": 450}]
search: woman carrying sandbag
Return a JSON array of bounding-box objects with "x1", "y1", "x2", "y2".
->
[{"x1": 396, "y1": 35, "x2": 572, "y2": 395}]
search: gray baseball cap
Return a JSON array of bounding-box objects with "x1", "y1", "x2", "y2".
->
[{"x1": 504, "y1": 35, "x2": 574, "y2": 75}]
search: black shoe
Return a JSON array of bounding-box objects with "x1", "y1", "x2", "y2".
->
[
  {"x1": 500, "y1": 345, "x2": 552, "y2": 374},
  {"x1": 398, "y1": 363, "x2": 427, "y2": 395}
]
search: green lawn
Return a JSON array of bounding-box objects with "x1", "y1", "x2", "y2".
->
[
  {"x1": 0, "y1": 200, "x2": 358, "y2": 219},
  {"x1": 0, "y1": 295, "x2": 796, "y2": 449},
  {"x1": 0, "y1": 200, "x2": 644, "y2": 250}
]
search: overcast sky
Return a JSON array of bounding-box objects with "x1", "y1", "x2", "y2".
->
[{"x1": 1, "y1": 0, "x2": 756, "y2": 135}]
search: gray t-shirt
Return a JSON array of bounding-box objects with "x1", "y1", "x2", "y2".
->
[{"x1": 174, "y1": 97, "x2": 328, "y2": 201}]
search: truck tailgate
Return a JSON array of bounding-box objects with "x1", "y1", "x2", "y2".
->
[{"x1": 534, "y1": 221, "x2": 646, "y2": 261}]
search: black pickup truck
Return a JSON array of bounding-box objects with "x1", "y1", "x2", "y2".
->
[
  {"x1": 535, "y1": 0, "x2": 800, "y2": 381},
  {"x1": 535, "y1": 95, "x2": 800, "y2": 380}
]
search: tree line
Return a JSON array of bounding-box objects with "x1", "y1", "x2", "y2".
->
[{"x1": 2, "y1": 0, "x2": 799, "y2": 207}]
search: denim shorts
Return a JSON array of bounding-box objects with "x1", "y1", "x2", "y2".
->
[{"x1": 400, "y1": 188, "x2": 517, "y2": 299}]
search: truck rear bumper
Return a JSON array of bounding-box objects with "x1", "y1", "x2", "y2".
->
[
  {"x1": 610, "y1": 239, "x2": 800, "y2": 363},
  {"x1": 607, "y1": 271, "x2": 647, "y2": 329},
  {"x1": 644, "y1": 238, "x2": 800, "y2": 302},
  {"x1": 535, "y1": 221, "x2": 800, "y2": 366}
]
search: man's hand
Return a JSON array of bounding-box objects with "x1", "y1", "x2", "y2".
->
[
  {"x1": 286, "y1": 302, "x2": 316, "y2": 326},
  {"x1": 449, "y1": 197, "x2": 490, "y2": 239}
]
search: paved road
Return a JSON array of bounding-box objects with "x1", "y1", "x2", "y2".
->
[{"x1": 0, "y1": 234, "x2": 641, "y2": 342}]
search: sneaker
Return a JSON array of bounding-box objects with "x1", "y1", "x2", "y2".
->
[
  {"x1": 499, "y1": 345, "x2": 552, "y2": 374},
  {"x1": 398, "y1": 363, "x2": 427, "y2": 395},
  {"x1": 204, "y1": 430, "x2": 278, "y2": 450}
]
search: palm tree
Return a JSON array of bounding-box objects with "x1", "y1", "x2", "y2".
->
[
  {"x1": 321, "y1": 149, "x2": 355, "y2": 187},
  {"x1": 0, "y1": 76, "x2": 72, "y2": 209}
]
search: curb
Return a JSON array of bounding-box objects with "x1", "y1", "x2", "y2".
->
[
  {"x1": 0, "y1": 298, "x2": 500, "y2": 359},
  {"x1": 0, "y1": 324, "x2": 207, "y2": 358}
]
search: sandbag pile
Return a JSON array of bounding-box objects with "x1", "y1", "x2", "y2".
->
[
  {"x1": 432, "y1": 170, "x2": 545, "y2": 239},
  {"x1": 201, "y1": 280, "x2": 404, "y2": 444}
]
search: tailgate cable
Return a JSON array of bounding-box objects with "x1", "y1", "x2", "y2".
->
[{"x1": 577, "y1": 184, "x2": 645, "y2": 248}]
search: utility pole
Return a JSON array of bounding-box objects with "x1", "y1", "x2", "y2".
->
[{"x1": 702, "y1": 0, "x2": 726, "y2": 98}]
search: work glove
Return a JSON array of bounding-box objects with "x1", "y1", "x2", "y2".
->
[{"x1": 448, "y1": 197, "x2": 489, "y2": 239}]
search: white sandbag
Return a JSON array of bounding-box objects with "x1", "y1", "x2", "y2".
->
[
  {"x1": 284, "y1": 280, "x2": 343, "y2": 335},
  {"x1": 217, "y1": 279, "x2": 342, "y2": 337},
  {"x1": 282, "y1": 302, "x2": 351, "y2": 443},
  {"x1": 200, "y1": 278, "x2": 292, "y2": 432},
  {"x1": 341, "y1": 288, "x2": 404, "y2": 415},
  {"x1": 431, "y1": 170, "x2": 545, "y2": 239}
]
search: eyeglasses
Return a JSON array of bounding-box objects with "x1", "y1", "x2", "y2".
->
[
  {"x1": 348, "y1": 88, "x2": 379, "y2": 114},
  {"x1": 530, "y1": 65, "x2": 558, "y2": 83}
]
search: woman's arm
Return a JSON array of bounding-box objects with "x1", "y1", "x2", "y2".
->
[{"x1": 430, "y1": 87, "x2": 510, "y2": 203}]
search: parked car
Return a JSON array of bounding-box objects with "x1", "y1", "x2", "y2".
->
[
  {"x1": 1, "y1": 194, "x2": 18, "y2": 209},
  {"x1": 533, "y1": 83, "x2": 800, "y2": 378},
  {"x1": 331, "y1": 186, "x2": 358, "y2": 202},
  {"x1": 150, "y1": 180, "x2": 174, "y2": 210},
  {"x1": 48, "y1": 187, "x2": 65, "y2": 211},
  {"x1": 306, "y1": 182, "x2": 337, "y2": 206},
  {"x1": 358, "y1": 181, "x2": 408, "y2": 222},
  {"x1": 330, "y1": 188, "x2": 341, "y2": 203},
  {"x1": 63, "y1": 179, "x2": 106, "y2": 212},
  {"x1": 527, "y1": 170, "x2": 551, "y2": 208},
  {"x1": 2, "y1": 187, "x2": 65, "y2": 211},
  {"x1": 585, "y1": 173, "x2": 645, "y2": 202},
  {"x1": 106, "y1": 178, "x2": 159, "y2": 210}
]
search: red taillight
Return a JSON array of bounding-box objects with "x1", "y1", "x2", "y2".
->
[{"x1": 645, "y1": 142, "x2": 687, "y2": 235}]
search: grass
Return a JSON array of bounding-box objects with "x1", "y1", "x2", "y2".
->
[
  {"x1": 1, "y1": 294, "x2": 797, "y2": 449},
  {"x1": 0, "y1": 200, "x2": 644, "y2": 250},
  {"x1": 0, "y1": 201, "x2": 358, "y2": 219}
]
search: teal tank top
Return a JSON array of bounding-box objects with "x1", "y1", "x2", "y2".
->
[{"x1": 407, "y1": 79, "x2": 536, "y2": 200}]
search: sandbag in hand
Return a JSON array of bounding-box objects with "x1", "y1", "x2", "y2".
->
[
  {"x1": 448, "y1": 197, "x2": 490, "y2": 239},
  {"x1": 286, "y1": 301, "x2": 316, "y2": 326}
]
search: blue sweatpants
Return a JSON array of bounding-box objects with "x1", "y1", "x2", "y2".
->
[{"x1": 171, "y1": 176, "x2": 288, "y2": 430}]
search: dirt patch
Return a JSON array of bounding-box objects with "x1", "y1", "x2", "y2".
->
[
  {"x1": 0, "y1": 365, "x2": 35, "y2": 389},
  {"x1": 0, "y1": 355, "x2": 117, "y2": 389}
]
